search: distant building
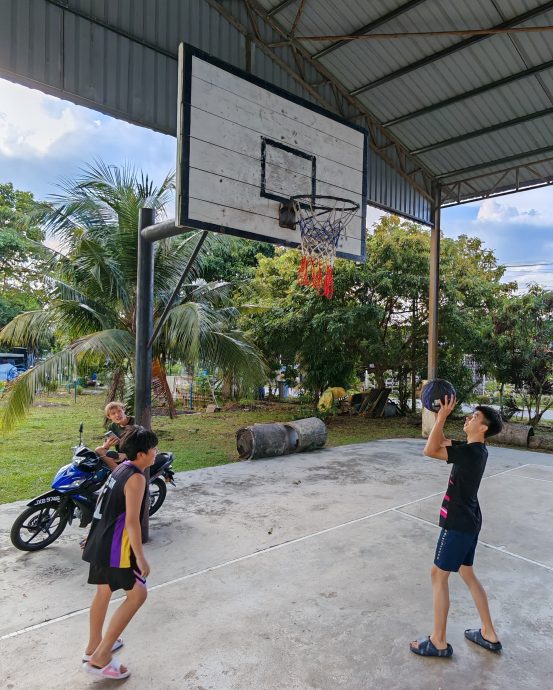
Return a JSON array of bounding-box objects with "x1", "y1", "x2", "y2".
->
[{"x1": 464, "y1": 354, "x2": 485, "y2": 394}]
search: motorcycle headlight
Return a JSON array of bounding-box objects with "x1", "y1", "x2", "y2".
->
[{"x1": 60, "y1": 478, "x2": 86, "y2": 489}]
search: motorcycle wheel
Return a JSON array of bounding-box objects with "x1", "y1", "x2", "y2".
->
[
  {"x1": 10, "y1": 504, "x2": 69, "y2": 551},
  {"x1": 148, "y1": 478, "x2": 167, "y2": 517}
]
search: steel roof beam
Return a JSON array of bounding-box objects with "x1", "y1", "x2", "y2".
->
[
  {"x1": 437, "y1": 145, "x2": 553, "y2": 180},
  {"x1": 412, "y1": 106, "x2": 553, "y2": 155},
  {"x1": 441, "y1": 152, "x2": 553, "y2": 187},
  {"x1": 267, "y1": 0, "x2": 298, "y2": 18},
  {"x1": 350, "y1": 1, "x2": 553, "y2": 97},
  {"x1": 384, "y1": 57, "x2": 553, "y2": 127},
  {"x1": 312, "y1": 0, "x2": 426, "y2": 61},
  {"x1": 214, "y1": 0, "x2": 437, "y2": 202},
  {"x1": 441, "y1": 171, "x2": 553, "y2": 206}
]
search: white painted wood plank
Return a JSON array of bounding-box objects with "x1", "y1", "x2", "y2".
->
[
  {"x1": 188, "y1": 112, "x2": 363, "y2": 196},
  {"x1": 187, "y1": 165, "x2": 364, "y2": 230},
  {"x1": 193, "y1": 57, "x2": 363, "y2": 149},
  {"x1": 187, "y1": 170, "x2": 364, "y2": 244},
  {"x1": 190, "y1": 76, "x2": 364, "y2": 172},
  {"x1": 188, "y1": 198, "x2": 363, "y2": 258}
]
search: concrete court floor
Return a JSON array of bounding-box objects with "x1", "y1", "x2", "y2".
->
[{"x1": 1, "y1": 438, "x2": 552, "y2": 690}]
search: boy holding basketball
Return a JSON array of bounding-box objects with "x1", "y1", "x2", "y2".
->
[
  {"x1": 410, "y1": 396, "x2": 503, "y2": 658},
  {"x1": 82, "y1": 426, "x2": 157, "y2": 679}
]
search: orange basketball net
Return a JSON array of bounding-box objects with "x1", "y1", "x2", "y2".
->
[{"x1": 292, "y1": 196, "x2": 359, "y2": 299}]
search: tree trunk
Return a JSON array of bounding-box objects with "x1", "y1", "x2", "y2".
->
[
  {"x1": 529, "y1": 410, "x2": 547, "y2": 427},
  {"x1": 105, "y1": 366, "x2": 125, "y2": 404},
  {"x1": 375, "y1": 369, "x2": 385, "y2": 388},
  {"x1": 152, "y1": 358, "x2": 177, "y2": 418},
  {"x1": 222, "y1": 374, "x2": 233, "y2": 399}
]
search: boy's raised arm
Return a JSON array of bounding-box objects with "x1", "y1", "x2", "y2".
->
[{"x1": 423, "y1": 395, "x2": 456, "y2": 461}]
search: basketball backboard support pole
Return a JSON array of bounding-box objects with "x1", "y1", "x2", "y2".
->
[
  {"x1": 175, "y1": 43, "x2": 368, "y2": 262},
  {"x1": 422, "y1": 184, "x2": 441, "y2": 438},
  {"x1": 428, "y1": 184, "x2": 441, "y2": 381},
  {"x1": 135, "y1": 207, "x2": 155, "y2": 543},
  {"x1": 135, "y1": 207, "x2": 155, "y2": 433}
]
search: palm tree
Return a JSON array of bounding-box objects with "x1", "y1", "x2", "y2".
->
[{"x1": 0, "y1": 162, "x2": 266, "y2": 431}]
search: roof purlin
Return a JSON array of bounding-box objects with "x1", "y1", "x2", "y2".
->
[
  {"x1": 411, "y1": 107, "x2": 553, "y2": 155},
  {"x1": 349, "y1": 0, "x2": 553, "y2": 97},
  {"x1": 266, "y1": 0, "x2": 297, "y2": 18},
  {"x1": 437, "y1": 144, "x2": 553, "y2": 180},
  {"x1": 311, "y1": 0, "x2": 427, "y2": 61},
  {"x1": 383, "y1": 57, "x2": 553, "y2": 128},
  {"x1": 441, "y1": 167, "x2": 553, "y2": 206}
]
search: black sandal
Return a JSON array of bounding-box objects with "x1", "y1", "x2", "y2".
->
[
  {"x1": 410, "y1": 636, "x2": 453, "y2": 657},
  {"x1": 464, "y1": 628, "x2": 502, "y2": 652}
]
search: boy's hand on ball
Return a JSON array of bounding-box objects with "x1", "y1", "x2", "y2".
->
[{"x1": 437, "y1": 395, "x2": 456, "y2": 419}]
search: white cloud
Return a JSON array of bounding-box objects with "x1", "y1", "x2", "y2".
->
[
  {"x1": 476, "y1": 198, "x2": 542, "y2": 225},
  {"x1": 0, "y1": 80, "x2": 95, "y2": 157},
  {"x1": 0, "y1": 77, "x2": 175, "y2": 202},
  {"x1": 474, "y1": 190, "x2": 553, "y2": 228}
]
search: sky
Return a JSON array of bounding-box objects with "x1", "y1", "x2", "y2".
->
[{"x1": 1, "y1": 77, "x2": 552, "y2": 290}]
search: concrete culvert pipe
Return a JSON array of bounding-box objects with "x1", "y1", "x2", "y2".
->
[
  {"x1": 283, "y1": 417, "x2": 327, "y2": 452},
  {"x1": 493, "y1": 422, "x2": 534, "y2": 447},
  {"x1": 236, "y1": 422, "x2": 289, "y2": 460},
  {"x1": 236, "y1": 417, "x2": 327, "y2": 460}
]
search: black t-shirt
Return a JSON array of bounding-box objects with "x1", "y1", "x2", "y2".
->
[
  {"x1": 82, "y1": 461, "x2": 145, "y2": 569},
  {"x1": 107, "y1": 416, "x2": 135, "y2": 452},
  {"x1": 439, "y1": 441, "x2": 488, "y2": 534},
  {"x1": 108, "y1": 416, "x2": 135, "y2": 438}
]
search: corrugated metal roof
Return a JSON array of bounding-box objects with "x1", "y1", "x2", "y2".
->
[
  {"x1": 277, "y1": 0, "x2": 553, "y2": 202},
  {"x1": 2, "y1": 0, "x2": 553, "y2": 216},
  {"x1": 389, "y1": 76, "x2": 553, "y2": 148}
]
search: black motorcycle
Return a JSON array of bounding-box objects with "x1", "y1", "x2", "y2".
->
[{"x1": 10, "y1": 424, "x2": 175, "y2": 551}]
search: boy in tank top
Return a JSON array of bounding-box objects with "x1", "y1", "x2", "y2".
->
[{"x1": 82, "y1": 425, "x2": 158, "y2": 679}]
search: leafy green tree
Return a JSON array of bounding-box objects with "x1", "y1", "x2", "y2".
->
[
  {"x1": 0, "y1": 183, "x2": 50, "y2": 328},
  {"x1": 436, "y1": 233, "x2": 514, "y2": 404},
  {"x1": 242, "y1": 248, "x2": 380, "y2": 395},
  {"x1": 485, "y1": 286, "x2": 553, "y2": 425},
  {"x1": 243, "y1": 216, "x2": 511, "y2": 405},
  {"x1": 200, "y1": 236, "x2": 274, "y2": 283},
  {"x1": 0, "y1": 163, "x2": 266, "y2": 430}
]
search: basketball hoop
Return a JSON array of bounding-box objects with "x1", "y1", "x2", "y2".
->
[{"x1": 289, "y1": 195, "x2": 359, "y2": 299}]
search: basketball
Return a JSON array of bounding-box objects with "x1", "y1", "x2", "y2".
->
[{"x1": 421, "y1": 379, "x2": 456, "y2": 411}]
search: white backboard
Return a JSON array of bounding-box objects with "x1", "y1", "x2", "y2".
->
[{"x1": 176, "y1": 44, "x2": 368, "y2": 262}]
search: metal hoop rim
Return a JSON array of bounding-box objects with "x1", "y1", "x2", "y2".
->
[{"x1": 290, "y1": 194, "x2": 360, "y2": 214}]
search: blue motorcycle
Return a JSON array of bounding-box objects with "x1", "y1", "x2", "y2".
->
[{"x1": 10, "y1": 424, "x2": 175, "y2": 551}]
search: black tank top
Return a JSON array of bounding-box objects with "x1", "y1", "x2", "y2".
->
[{"x1": 82, "y1": 461, "x2": 145, "y2": 568}]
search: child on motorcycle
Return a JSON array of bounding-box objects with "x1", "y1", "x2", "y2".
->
[
  {"x1": 95, "y1": 402, "x2": 135, "y2": 470},
  {"x1": 82, "y1": 425, "x2": 157, "y2": 680}
]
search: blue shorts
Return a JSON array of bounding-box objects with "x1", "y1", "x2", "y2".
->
[{"x1": 434, "y1": 528, "x2": 478, "y2": 572}]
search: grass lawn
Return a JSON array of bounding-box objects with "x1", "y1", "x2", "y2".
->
[
  {"x1": 2, "y1": 391, "x2": 549, "y2": 504},
  {"x1": 0, "y1": 392, "x2": 437, "y2": 504}
]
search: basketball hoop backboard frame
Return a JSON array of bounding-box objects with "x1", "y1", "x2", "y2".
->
[{"x1": 176, "y1": 43, "x2": 368, "y2": 262}]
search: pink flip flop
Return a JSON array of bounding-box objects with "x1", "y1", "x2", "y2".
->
[
  {"x1": 82, "y1": 637, "x2": 124, "y2": 663},
  {"x1": 83, "y1": 656, "x2": 130, "y2": 680}
]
